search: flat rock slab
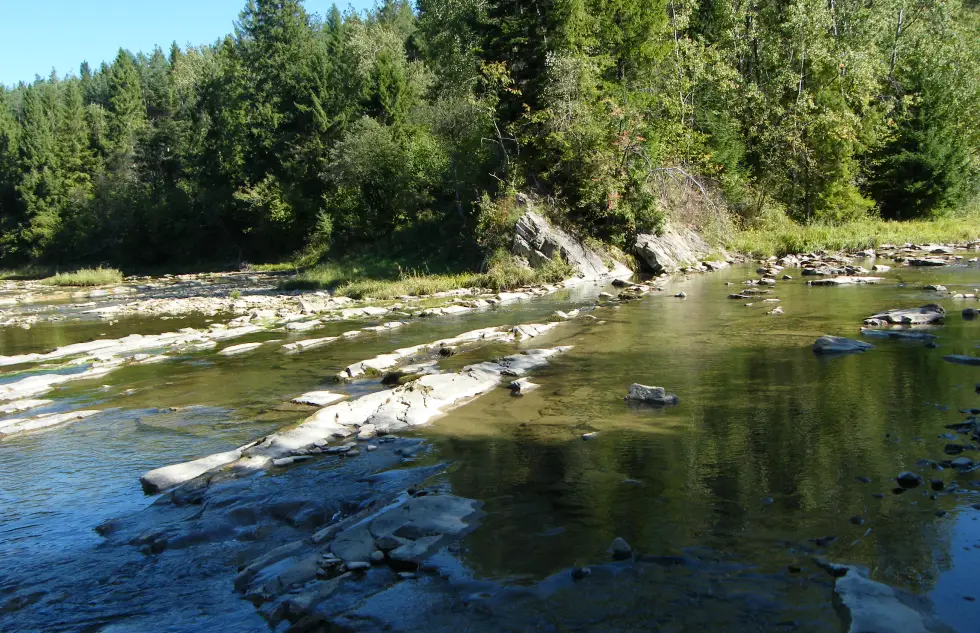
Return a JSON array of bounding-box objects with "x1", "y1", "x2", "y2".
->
[
  {"x1": 219, "y1": 342, "x2": 264, "y2": 356},
  {"x1": 292, "y1": 391, "x2": 347, "y2": 407},
  {"x1": 864, "y1": 305, "x2": 946, "y2": 326},
  {"x1": 807, "y1": 276, "x2": 884, "y2": 286},
  {"x1": 0, "y1": 409, "x2": 100, "y2": 438},
  {"x1": 813, "y1": 336, "x2": 875, "y2": 355}
]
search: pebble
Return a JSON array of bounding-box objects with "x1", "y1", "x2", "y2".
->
[
  {"x1": 931, "y1": 479, "x2": 945, "y2": 491},
  {"x1": 370, "y1": 550, "x2": 385, "y2": 564},
  {"x1": 582, "y1": 432, "x2": 599, "y2": 441},
  {"x1": 675, "y1": 292, "x2": 687, "y2": 298},
  {"x1": 782, "y1": 275, "x2": 793, "y2": 280},
  {"x1": 850, "y1": 516, "x2": 865, "y2": 526},
  {"x1": 366, "y1": 444, "x2": 378, "y2": 452},
  {"x1": 856, "y1": 476, "x2": 872, "y2": 484},
  {"x1": 345, "y1": 448, "x2": 361, "y2": 458}
]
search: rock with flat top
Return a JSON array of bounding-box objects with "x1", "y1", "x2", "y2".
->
[
  {"x1": 813, "y1": 336, "x2": 875, "y2": 355},
  {"x1": 626, "y1": 384, "x2": 679, "y2": 405}
]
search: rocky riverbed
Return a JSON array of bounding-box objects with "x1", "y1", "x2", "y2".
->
[{"x1": 2, "y1": 237, "x2": 980, "y2": 632}]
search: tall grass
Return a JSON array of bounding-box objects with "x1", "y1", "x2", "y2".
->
[
  {"x1": 42, "y1": 267, "x2": 124, "y2": 287},
  {"x1": 279, "y1": 252, "x2": 574, "y2": 298},
  {"x1": 729, "y1": 213, "x2": 980, "y2": 257}
]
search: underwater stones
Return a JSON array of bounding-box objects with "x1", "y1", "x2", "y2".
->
[
  {"x1": 812, "y1": 336, "x2": 875, "y2": 355},
  {"x1": 626, "y1": 384, "x2": 679, "y2": 405}
]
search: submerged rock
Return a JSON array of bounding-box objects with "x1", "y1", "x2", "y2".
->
[
  {"x1": 812, "y1": 336, "x2": 875, "y2": 355},
  {"x1": 896, "y1": 472, "x2": 924, "y2": 489},
  {"x1": 609, "y1": 537, "x2": 633, "y2": 560},
  {"x1": 626, "y1": 384, "x2": 679, "y2": 405}
]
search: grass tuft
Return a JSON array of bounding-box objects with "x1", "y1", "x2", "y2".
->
[
  {"x1": 42, "y1": 267, "x2": 124, "y2": 287},
  {"x1": 729, "y1": 213, "x2": 980, "y2": 257},
  {"x1": 279, "y1": 251, "x2": 575, "y2": 299}
]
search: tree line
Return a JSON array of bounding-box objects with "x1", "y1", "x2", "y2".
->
[{"x1": 0, "y1": 0, "x2": 977, "y2": 267}]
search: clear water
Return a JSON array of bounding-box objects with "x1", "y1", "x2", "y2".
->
[{"x1": 1, "y1": 262, "x2": 979, "y2": 631}]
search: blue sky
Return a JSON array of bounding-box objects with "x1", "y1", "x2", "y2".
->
[{"x1": 0, "y1": 0, "x2": 374, "y2": 86}]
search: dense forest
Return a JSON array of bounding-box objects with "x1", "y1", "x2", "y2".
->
[{"x1": 0, "y1": 0, "x2": 977, "y2": 268}]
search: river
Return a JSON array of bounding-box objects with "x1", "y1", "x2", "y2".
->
[{"x1": 1, "y1": 258, "x2": 979, "y2": 632}]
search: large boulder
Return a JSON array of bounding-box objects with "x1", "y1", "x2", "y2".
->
[
  {"x1": 635, "y1": 225, "x2": 713, "y2": 274},
  {"x1": 513, "y1": 206, "x2": 632, "y2": 280}
]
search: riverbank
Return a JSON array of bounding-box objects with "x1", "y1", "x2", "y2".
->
[{"x1": 728, "y1": 212, "x2": 980, "y2": 258}]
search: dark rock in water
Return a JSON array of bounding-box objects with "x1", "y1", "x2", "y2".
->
[
  {"x1": 892, "y1": 488, "x2": 908, "y2": 495},
  {"x1": 963, "y1": 308, "x2": 978, "y2": 319},
  {"x1": 931, "y1": 479, "x2": 945, "y2": 491},
  {"x1": 626, "y1": 384, "x2": 679, "y2": 405},
  {"x1": 896, "y1": 472, "x2": 924, "y2": 489},
  {"x1": 609, "y1": 537, "x2": 633, "y2": 560},
  {"x1": 935, "y1": 510, "x2": 948, "y2": 518},
  {"x1": 788, "y1": 565, "x2": 802, "y2": 573},
  {"x1": 761, "y1": 497, "x2": 774, "y2": 505},
  {"x1": 856, "y1": 476, "x2": 872, "y2": 484},
  {"x1": 675, "y1": 292, "x2": 687, "y2": 298},
  {"x1": 925, "y1": 342, "x2": 940, "y2": 349},
  {"x1": 813, "y1": 536, "x2": 838, "y2": 548},
  {"x1": 812, "y1": 336, "x2": 874, "y2": 355},
  {"x1": 850, "y1": 516, "x2": 865, "y2": 526},
  {"x1": 571, "y1": 566, "x2": 592, "y2": 580},
  {"x1": 944, "y1": 444, "x2": 967, "y2": 455},
  {"x1": 945, "y1": 355, "x2": 980, "y2": 366},
  {"x1": 872, "y1": 493, "x2": 885, "y2": 500}
]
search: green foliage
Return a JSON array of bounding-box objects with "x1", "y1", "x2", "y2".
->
[
  {"x1": 0, "y1": 0, "x2": 977, "y2": 270},
  {"x1": 42, "y1": 267, "x2": 123, "y2": 287}
]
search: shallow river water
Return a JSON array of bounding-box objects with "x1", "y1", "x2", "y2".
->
[{"x1": 1, "y1": 260, "x2": 980, "y2": 632}]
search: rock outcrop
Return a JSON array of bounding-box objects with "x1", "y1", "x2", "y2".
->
[
  {"x1": 513, "y1": 205, "x2": 632, "y2": 280},
  {"x1": 634, "y1": 225, "x2": 713, "y2": 274}
]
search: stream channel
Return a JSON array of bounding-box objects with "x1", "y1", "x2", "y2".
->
[{"x1": 1, "y1": 259, "x2": 979, "y2": 632}]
